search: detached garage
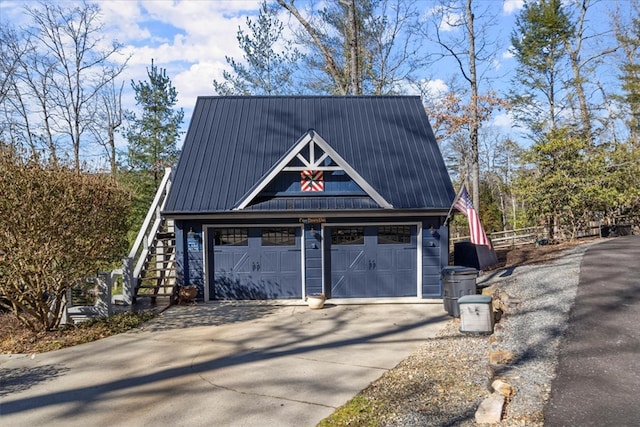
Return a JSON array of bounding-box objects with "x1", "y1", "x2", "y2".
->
[{"x1": 162, "y1": 96, "x2": 455, "y2": 301}]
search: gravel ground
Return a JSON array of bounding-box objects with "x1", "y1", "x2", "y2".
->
[{"x1": 341, "y1": 242, "x2": 596, "y2": 426}]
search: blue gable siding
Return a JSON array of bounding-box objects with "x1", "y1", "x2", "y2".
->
[
  {"x1": 175, "y1": 215, "x2": 449, "y2": 301},
  {"x1": 422, "y1": 221, "x2": 448, "y2": 297},
  {"x1": 304, "y1": 224, "x2": 323, "y2": 295},
  {"x1": 263, "y1": 171, "x2": 366, "y2": 196}
]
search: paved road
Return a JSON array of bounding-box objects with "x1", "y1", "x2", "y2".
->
[
  {"x1": 544, "y1": 235, "x2": 640, "y2": 426},
  {"x1": 0, "y1": 302, "x2": 448, "y2": 427}
]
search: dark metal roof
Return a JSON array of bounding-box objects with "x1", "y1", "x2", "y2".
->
[{"x1": 163, "y1": 96, "x2": 455, "y2": 214}]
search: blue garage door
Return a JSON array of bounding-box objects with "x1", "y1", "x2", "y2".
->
[
  {"x1": 211, "y1": 227, "x2": 302, "y2": 299},
  {"x1": 329, "y1": 225, "x2": 417, "y2": 298}
]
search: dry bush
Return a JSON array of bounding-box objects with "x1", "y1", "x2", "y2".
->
[{"x1": 0, "y1": 149, "x2": 131, "y2": 331}]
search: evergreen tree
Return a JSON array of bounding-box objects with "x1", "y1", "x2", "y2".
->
[
  {"x1": 616, "y1": 9, "x2": 640, "y2": 144},
  {"x1": 515, "y1": 127, "x2": 596, "y2": 239},
  {"x1": 125, "y1": 59, "x2": 183, "y2": 188},
  {"x1": 509, "y1": 0, "x2": 574, "y2": 137},
  {"x1": 213, "y1": 1, "x2": 301, "y2": 95}
]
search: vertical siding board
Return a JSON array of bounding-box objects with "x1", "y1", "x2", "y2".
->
[
  {"x1": 304, "y1": 224, "x2": 323, "y2": 295},
  {"x1": 185, "y1": 222, "x2": 204, "y2": 298},
  {"x1": 421, "y1": 219, "x2": 445, "y2": 297},
  {"x1": 174, "y1": 221, "x2": 186, "y2": 287}
]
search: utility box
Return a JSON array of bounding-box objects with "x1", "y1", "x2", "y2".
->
[
  {"x1": 442, "y1": 266, "x2": 479, "y2": 317},
  {"x1": 458, "y1": 295, "x2": 494, "y2": 334}
]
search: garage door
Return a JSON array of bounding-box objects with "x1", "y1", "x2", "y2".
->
[
  {"x1": 210, "y1": 227, "x2": 302, "y2": 299},
  {"x1": 328, "y1": 225, "x2": 417, "y2": 298}
]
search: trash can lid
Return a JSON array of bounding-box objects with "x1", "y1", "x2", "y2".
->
[
  {"x1": 458, "y1": 295, "x2": 492, "y2": 304},
  {"x1": 441, "y1": 266, "x2": 479, "y2": 277}
]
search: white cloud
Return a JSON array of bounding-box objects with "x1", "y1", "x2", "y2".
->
[
  {"x1": 492, "y1": 113, "x2": 514, "y2": 128},
  {"x1": 502, "y1": 49, "x2": 515, "y2": 60},
  {"x1": 97, "y1": 0, "x2": 259, "y2": 108},
  {"x1": 173, "y1": 62, "x2": 226, "y2": 108},
  {"x1": 87, "y1": 0, "x2": 264, "y2": 144},
  {"x1": 423, "y1": 79, "x2": 449, "y2": 99},
  {"x1": 439, "y1": 11, "x2": 462, "y2": 32},
  {"x1": 422, "y1": 5, "x2": 462, "y2": 33},
  {"x1": 503, "y1": 0, "x2": 524, "y2": 15}
]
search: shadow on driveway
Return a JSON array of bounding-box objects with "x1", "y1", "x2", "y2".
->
[{"x1": 0, "y1": 303, "x2": 448, "y2": 426}]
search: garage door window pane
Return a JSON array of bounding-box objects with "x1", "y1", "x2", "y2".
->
[
  {"x1": 378, "y1": 226, "x2": 411, "y2": 244},
  {"x1": 215, "y1": 228, "x2": 248, "y2": 246},
  {"x1": 332, "y1": 227, "x2": 365, "y2": 245},
  {"x1": 262, "y1": 228, "x2": 296, "y2": 246}
]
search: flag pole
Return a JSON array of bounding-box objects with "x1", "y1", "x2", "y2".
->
[
  {"x1": 444, "y1": 184, "x2": 465, "y2": 225},
  {"x1": 445, "y1": 173, "x2": 468, "y2": 224}
]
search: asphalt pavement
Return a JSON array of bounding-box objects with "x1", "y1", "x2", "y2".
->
[{"x1": 544, "y1": 235, "x2": 640, "y2": 426}]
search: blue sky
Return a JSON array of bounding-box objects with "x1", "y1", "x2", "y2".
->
[{"x1": 0, "y1": 0, "x2": 632, "y2": 154}]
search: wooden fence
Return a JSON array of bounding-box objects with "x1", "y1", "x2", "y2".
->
[{"x1": 450, "y1": 222, "x2": 604, "y2": 250}]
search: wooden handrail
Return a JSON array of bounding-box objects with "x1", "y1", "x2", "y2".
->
[
  {"x1": 121, "y1": 167, "x2": 173, "y2": 305},
  {"x1": 128, "y1": 167, "x2": 173, "y2": 259}
]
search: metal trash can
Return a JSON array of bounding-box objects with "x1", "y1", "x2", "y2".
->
[
  {"x1": 442, "y1": 266, "x2": 479, "y2": 317},
  {"x1": 458, "y1": 295, "x2": 494, "y2": 334}
]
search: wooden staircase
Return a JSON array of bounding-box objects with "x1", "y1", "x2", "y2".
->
[
  {"x1": 134, "y1": 226, "x2": 177, "y2": 303},
  {"x1": 122, "y1": 168, "x2": 178, "y2": 306}
]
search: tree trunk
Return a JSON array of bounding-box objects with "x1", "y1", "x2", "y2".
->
[
  {"x1": 565, "y1": 0, "x2": 591, "y2": 137},
  {"x1": 277, "y1": 0, "x2": 348, "y2": 94},
  {"x1": 346, "y1": 0, "x2": 361, "y2": 95},
  {"x1": 466, "y1": 0, "x2": 480, "y2": 208}
]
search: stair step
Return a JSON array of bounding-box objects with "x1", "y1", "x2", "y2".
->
[
  {"x1": 135, "y1": 293, "x2": 174, "y2": 298},
  {"x1": 136, "y1": 287, "x2": 173, "y2": 292},
  {"x1": 148, "y1": 247, "x2": 176, "y2": 255},
  {"x1": 139, "y1": 276, "x2": 177, "y2": 282},
  {"x1": 142, "y1": 267, "x2": 176, "y2": 273},
  {"x1": 149, "y1": 245, "x2": 176, "y2": 250},
  {"x1": 153, "y1": 238, "x2": 175, "y2": 244},
  {"x1": 156, "y1": 232, "x2": 175, "y2": 240},
  {"x1": 137, "y1": 283, "x2": 175, "y2": 289}
]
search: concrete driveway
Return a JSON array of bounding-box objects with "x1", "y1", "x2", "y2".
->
[{"x1": 1, "y1": 302, "x2": 448, "y2": 426}]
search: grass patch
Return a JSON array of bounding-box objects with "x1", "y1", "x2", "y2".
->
[
  {"x1": 318, "y1": 395, "x2": 380, "y2": 427},
  {"x1": 1, "y1": 310, "x2": 159, "y2": 354}
]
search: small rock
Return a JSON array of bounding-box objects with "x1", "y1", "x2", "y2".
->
[
  {"x1": 475, "y1": 392, "x2": 505, "y2": 424},
  {"x1": 489, "y1": 349, "x2": 515, "y2": 365},
  {"x1": 492, "y1": 379, "x2": 515, "y2": 398},
  {"x1": 482, "y1": 285, "x2": 497, "y2": 296}
]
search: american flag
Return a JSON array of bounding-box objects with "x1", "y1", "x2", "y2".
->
[
  {"x1": 301, "y1": 170, "x2": 324, "y2": 192},
  {"x1": 454, "y1": 185, "x2": 491, "y2": 248}
]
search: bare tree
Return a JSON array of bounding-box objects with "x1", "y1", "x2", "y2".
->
[
  {"x1": 424, "y1": 0, "x2": 503, "y2": 208},
  {"x1": 0, "y1": 27, "x2": 26, "y2": 106},
  {"x1": 24, "y1": 1, "x2": 128, "y2": 170},
  {"x1": 563, "y1": 0, "x2": 618, "y2": 140},
  {"x1": 1, "y1": 28, "x2": 60, "y2": 162},
  {"x1": 90, "y1": 80, "x2": 124, "y2": 175},
  {"x1": 0, "y1": 2, "x2": 129, "y2": 169}
]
